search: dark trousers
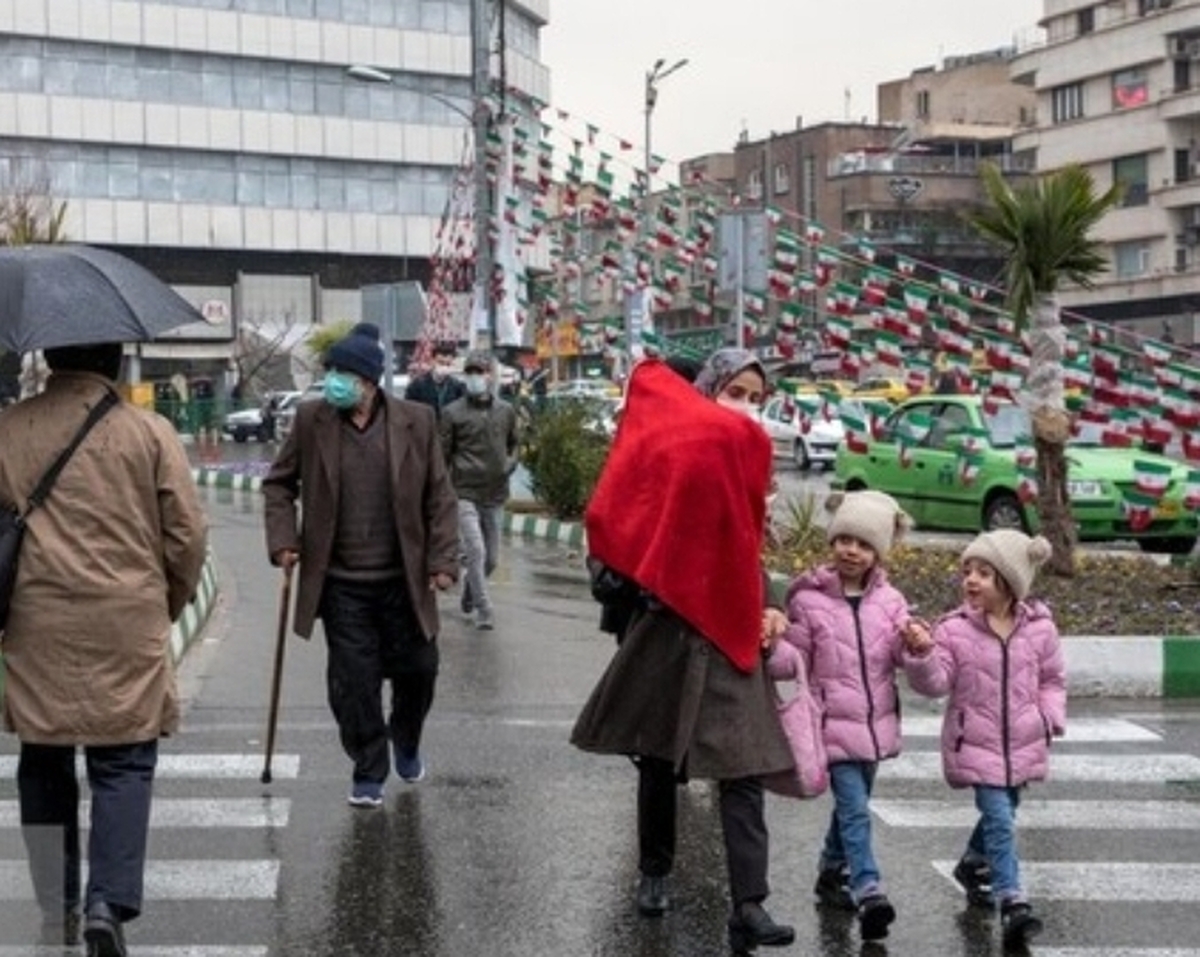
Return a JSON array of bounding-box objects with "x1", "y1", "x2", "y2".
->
[
  {"x1": 637, "y1": 758, "x2": 769, "y2": 907},
  {"x1": 18, "y1": 740, "x2": 158, "y2": 922},
  {"x1": 320, "y1": 576, "x2": 439, "y2": 784}
]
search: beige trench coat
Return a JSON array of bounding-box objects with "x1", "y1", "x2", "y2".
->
[
  {"x1": 0, "y1": 371, "x2": 208, "y2": 745},
  {"x1": 261, "y1": 393, "x2": 459, "y2": 641}
]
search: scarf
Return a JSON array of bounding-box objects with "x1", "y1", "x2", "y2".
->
[{"x1": 585, "y1": 360, "x2": 772, "y2": 673}]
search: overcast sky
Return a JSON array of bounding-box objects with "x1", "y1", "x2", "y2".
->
[{"x1": 541, "y1": 1, "x2": 1045, "y2": 169}]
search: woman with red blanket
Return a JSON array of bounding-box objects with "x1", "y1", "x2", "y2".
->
[{"x1": 571, "y1": 351, "x2": 795, "y2": 954}]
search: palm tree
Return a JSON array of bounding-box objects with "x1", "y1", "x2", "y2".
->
[{"x1": 970, "y1": 163, "x2": 1120, "y2": 576}]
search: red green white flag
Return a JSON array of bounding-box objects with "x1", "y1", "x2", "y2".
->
[
  {"x1": 1132, "y1": 459, "x2": 1173, "y2": 499},
  {"x1": 1122, "y1": 491, "x2": 1157, "y2": 532},
  {"x1": 1184, "y1": 470, "x2": 1200, "y2": 510}
]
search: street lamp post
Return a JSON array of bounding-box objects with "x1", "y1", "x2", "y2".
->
[{"x1": 626, "y1": 56, "x2": 688, "y2": 370}]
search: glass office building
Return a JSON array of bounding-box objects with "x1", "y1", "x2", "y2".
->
[{"x1": 0, "y1": 0, "x2": 550, "y2": 377}]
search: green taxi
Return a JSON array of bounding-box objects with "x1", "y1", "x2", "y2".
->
[{"x1": 834, "y1": 396, "x2": 1199, "y2": 554}]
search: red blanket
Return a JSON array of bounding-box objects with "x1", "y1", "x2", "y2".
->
[{"x1": 585, "y1": 360, "x2": 772, "y2": 672}]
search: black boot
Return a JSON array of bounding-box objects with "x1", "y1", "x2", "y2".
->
[
  {"x1": 813, "y1": 865, "x2": 854, "y2": 910},
  {"x1": 953, "y1": 856, "x2": 995, "y2": 908},
  {"x1": 857, "y1": 893, "x2": 896, "y2": 942},
  {"x1": 1001, "y1": 901, "x2": 1043, "y2": 950},
  {"x1": 636, "y1": 874, "x2": 669, "y2": 917},
  {"x1": 727, "y1": 901, "x2": 795, "y2": 953},
  {"x1": 83, "y1": 901, "x2": 127, "y2": 957}
]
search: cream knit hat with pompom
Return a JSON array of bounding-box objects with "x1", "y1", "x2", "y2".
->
[
  {"x1": 961, "y1": 529, "x2": 1052, "y2": 600},
  {"x1": 825, "y1": 489, "x2": 913, "y2": 559}
]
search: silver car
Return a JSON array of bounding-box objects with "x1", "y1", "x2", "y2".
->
[{"x1": 760, "y1": 394, "x2": 845, "y2": 471}]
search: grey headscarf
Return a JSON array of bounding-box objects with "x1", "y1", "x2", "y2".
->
[{"x1": 694, "y1": 348, "x2": 768, "y2": 399}]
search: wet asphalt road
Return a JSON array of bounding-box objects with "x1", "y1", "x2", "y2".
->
[{"x1": 1, "y1": 448, "x2": 1199, "y2": 956}]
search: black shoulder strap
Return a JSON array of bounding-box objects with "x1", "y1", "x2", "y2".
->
[{"x1": 25, "y1": 389, "x2": 120, "y2": 512}]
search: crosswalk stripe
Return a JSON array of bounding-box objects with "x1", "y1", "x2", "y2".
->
[
  {"x1": 0, "y1": 755, "x2": 300, "y2": 780},
  {"x1": 0, "y1": 949, "x2": 269, "y2": 957},
  {"x1": 0, "y1": 799, "x2": 290, "y2": 829},
  {"x1": 882, "y1": 752, "x2": 1200, "y2": 782},
  {"x1": 903, "y1": 716, "x2": 1161, "y2": 742},
  {"x1": 934, "y1": 860, "x2": 1200, "y2": 901},
  {"x1": 875, "y1": 799, "x2": 1200, "y2": 829},
  {"x1": 0, "y1": 861, "x2": 279, "y2": 901},
  {"x1": 1037, "y1": 951, "x2": 1200, "y2": 957}
]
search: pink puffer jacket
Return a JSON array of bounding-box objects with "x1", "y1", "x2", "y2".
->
[
  {"x1": 904, "y1": 601, "x2": 1066, "y2": 788},
  {"x1": 783, "y1": 564, "x2": 911, "y2": 763}
]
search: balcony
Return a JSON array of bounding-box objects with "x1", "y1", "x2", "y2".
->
[{"x1": 827, "y1": 153, "x2": 1034, "y2": 178}]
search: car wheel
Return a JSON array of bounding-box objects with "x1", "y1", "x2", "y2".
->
[
  {"x1": 232, "y1": 428, "x2": 248, "y2": 444},
  {"x1": 1138, "y1": 536, "x2": 1197, "y2": 556},
  {"x1": 983, "y1": 493, "x2": 1028, "y2": 532},
  {"x1": 793, "y1": 440, "x2": 811, "y2": 472},
  {"x1": 845, "y1": 478, "x2": 867, "y2": 491}
]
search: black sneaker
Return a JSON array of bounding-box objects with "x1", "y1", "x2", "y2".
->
[
  {"x1": 953, "y1": 857, "x2": 995, "y2": 908},
  {"x1": 813, "y1": 866, "x2": 855, "y2": 910},
  {"x1": 857, "y1": 893, "x2": 896, "y2": 942},
  {"x1": 635, "y1": 874, "x2": 669, "y2": 917},
  {"x1": 1001, "y1": 901, "x2": 1043, "y2": 950}
]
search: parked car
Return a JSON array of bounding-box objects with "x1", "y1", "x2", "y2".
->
[
  {"x1": 760, "y1": 394, "x2": 844, "y2": 470},
  {"x1": 834, "y1": 395, "x2": 1199, "y2": 554},
  {"x1": 222, "y1": 391, "x2": 301, "y2": 443},
  {"x1": 851, "y1": 376, "x2": 911, "y2": 404},
  {"x1": 274, "y1": 383, "x2": 324, "y2": 445}
]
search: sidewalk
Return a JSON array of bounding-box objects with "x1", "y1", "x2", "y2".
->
[{"x1": 188, "y1": 466, "x2": 1200, "y2": 699}]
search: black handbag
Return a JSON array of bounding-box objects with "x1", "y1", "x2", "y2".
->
[{"x1": 0, "y1": 390, "x2": 119, "y2": 631}]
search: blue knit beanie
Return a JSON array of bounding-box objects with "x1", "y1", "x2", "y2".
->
[{"x1": 326, "y1": 322, "x2": 384, "y2": 383}]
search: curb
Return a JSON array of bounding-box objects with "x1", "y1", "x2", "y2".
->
[
  {"x1": 191, "y1": 474, "x2": 1199, "y2": 700},
  {"x1": 499, "y1": 509, "x2": 1200, "y2": 700}
]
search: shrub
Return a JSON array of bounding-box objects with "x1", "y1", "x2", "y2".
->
[{"x1": 518, "y1": 398, "x2": 612, "y2": 520}]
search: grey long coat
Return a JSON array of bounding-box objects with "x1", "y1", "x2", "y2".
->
[
  {"x1": 571, "y1": 606, "x2": 793, "y2": 781},
  {"x1": 262, "y1": 393, "x2": 459, "y2": 640},
  {"x1": 0, "y1": 372, "x2": 208, "y2": 745}
]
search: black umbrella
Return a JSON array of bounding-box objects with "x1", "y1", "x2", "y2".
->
[{"x1": 0, "y1": 244, "x2": 205, "y2": 354}]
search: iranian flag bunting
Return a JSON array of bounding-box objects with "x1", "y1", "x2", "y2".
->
[
  {"x1": 1133, "y1": 459, "x2": 1173, "y2": 499},
  {"x1": 904, "y1": 286, "x2": 931, "y2": 322},
  {"x1": 805, "y1": 222, "x2": 827, "y2": 245},
  {"x1": 840, "y1": 412, "x2": 870, "y2": 453},
  {"x1": 1122, "y1": 491, "x2": 1157, "y2": 532},
  {"x1": 996, "y1": 313, "x2": 1017, "y2": 336},
  {"x1": 1017, "y1": 466, "x2": 1038, "y2": 504},
  {"x1": 874, "y1": 330, "x2": 906, "y2": 366},
  {"x1": 825, "y1": 315, "x2": 854, "y2": 348},
  {"x1": 957, "y1": 451, "x2": 984, "y2": 486},
  {"x1": 939, "y1": 273, "x2": 961, "y2": 295},
  {"x1": 896, "y1": 255, "x2": 917, "y2": 277},
  {"x1": 1143, "y1": 339, "x2": 1174, "y2": 366},
  {"x1": 1184, "y1": 470, "x2": 1200, "y2": 510}
]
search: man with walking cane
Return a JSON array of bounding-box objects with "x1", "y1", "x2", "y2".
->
[{"x1": 263, "y1": 323, "x2": 460, "y2": 808}]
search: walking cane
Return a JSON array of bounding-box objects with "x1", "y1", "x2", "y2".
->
[{"x1": 260, "y1": 563, "x2": 294, "y2": 785}]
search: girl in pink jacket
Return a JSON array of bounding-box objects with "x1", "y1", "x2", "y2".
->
[
  {"x1": 783, "y1": 490, "x2": 927, "y2": 943},
  {"x1": 904, "y1": 529, "x2": 1066, "y2": 951}
]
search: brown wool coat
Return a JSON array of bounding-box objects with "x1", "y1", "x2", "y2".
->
[
  {"x1": 262, "y1": 394, "x2": 459, "y2": 640},
  {"x1": 0, "y1": 372, "x2": 208, "y2": 745}
]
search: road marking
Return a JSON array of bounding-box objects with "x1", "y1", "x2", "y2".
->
[
  {"x1": 0, "y1": 755, "x2": 300, "y2": 780},
  {"x1": 934, "y1": 861, "x2": 1200, "y2": 901},
  {"x1": 0, "y1": 861, "x2": 279, "y2": 901},
  {"x1": 902, "y1": 716, "x2": 1161, "y2": 742},
  {"x1": 875, "y1": 799, "x2": 1200, "y2": 829},
  {"x1": 1036, "y1": 951, "x2": 1200, "y2": 957},
  {"x1": 882, "y1": 752, "x2": 1200, "y2": 783},
  {"x1": 0, "y1": 950, "x2": 269, "y2": 957},
  {"x1": 0, "y1": 799, "x2": 290, "y2": 829}
]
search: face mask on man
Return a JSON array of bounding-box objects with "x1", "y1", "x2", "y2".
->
[
  {"x1": 464, "y1": 374, "x2": 488, "y2": 396},
  {"x1": 431, "y1": 364, "x2": 450, "y2": 382},
  {"x1": 323, "y1": 371, "x2": 362, "y2": 410}
]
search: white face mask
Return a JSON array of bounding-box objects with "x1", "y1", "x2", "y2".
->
[
  {"x1": 717, "y1": 397, "x2": 760, "y2": 420},
  {"x1": 465, "y1": 374, "x2": 488, "y2": 396}
]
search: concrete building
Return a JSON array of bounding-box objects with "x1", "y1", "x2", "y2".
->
[
  {"x1": 1012, "y1": 0, "x2": 1200, "y2": 344},
  {"x1": 0, "y1": 0, "x2": 550, "y2": 393}
]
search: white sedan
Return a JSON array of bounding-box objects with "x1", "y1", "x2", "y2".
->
[{"x1": 760, "y1": 395, "x2": 844, "y2": 471}]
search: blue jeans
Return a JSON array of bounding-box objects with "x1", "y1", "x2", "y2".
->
[
  {"x1": 966, "y1": 785, "x2": 1024, "y2": 903},
  {"x1": 458, "y1": 500, "x2": 502, "y2": 615},
  {"x1": 820, "y1": 760, "x2": 881, "y2": 900}
]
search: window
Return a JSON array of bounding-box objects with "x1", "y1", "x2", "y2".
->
[
  {"x1": 1051, "y1": 82, "x2": 1085, "y2": 123},
  {"x1": 1112, "y1": 69, "x2": 1149, "y2": 109},
  {"x1": 916, "y1": 90, "x2": 930, "y2": 118},
  {"x1": 1140, "y1": 0, "x2": 1173, "y2": 14},
  {"x1": 1078, "y1": 7, "x2": 1094, "y2": 34},
  {"x1": 773, "y1": 162, "x2": 790, "y2": 195},
  {"x1": 1113, "y1": 154, "x2": 1149, "y2": 206},
  {"x1": 746, "y1": 169, "x2": 763, "y2": 201},
  {"x1": 1114, "y1": 241, "x2": 1150, "y2": 278}
]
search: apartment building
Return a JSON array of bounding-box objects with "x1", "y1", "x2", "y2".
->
[
  {"x1": 1012, "y1": 0, "x2": 1200, "y2": 344},
  {"x1": 0, "y1": 0, "x2": 550, "y2": 386}
]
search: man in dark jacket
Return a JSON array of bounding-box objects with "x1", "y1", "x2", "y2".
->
[
  {"x1": 263, "y1": 323, "x2": 460, "y2": 806},
  {"x1": 439, "y1": 351, "x2": 519, "y2": 630},
  {"x1": 404, "y1": 341, "x2": 465, "y2": 418}
]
